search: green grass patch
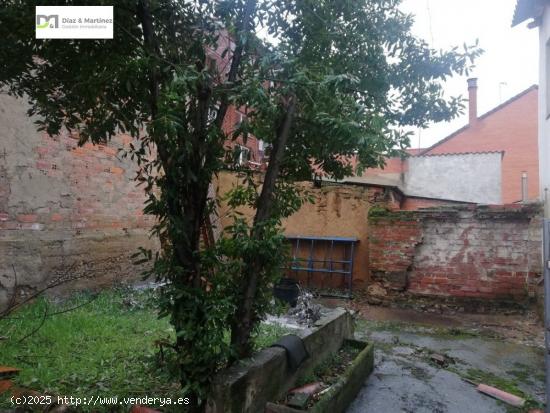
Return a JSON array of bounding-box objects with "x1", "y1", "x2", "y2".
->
[
  {"x1": 462, "y1": 368, "x2": 525, "y2": 397},
  {"x1": 354, "y1": 318, "x2": 482, "y2": 340},
  {"x1": 0, "y1": 288, "x2": 292, "y2": 411},
  {"x1": 252, "y1": 322, "x2": 294, "y2": 351},
  {"x1": 506, "y1": 362, "x2": 535, "y2": 386},
  {"x1": 295, "y1": 342, "x2": 361, "y2": 388}
]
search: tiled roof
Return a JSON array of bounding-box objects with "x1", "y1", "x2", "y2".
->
[
  {"x1": 413, "y1": 151, "x2": 505, "y2": 158},
  {"x1": 406, "y1": 148, "x2": 425, "y2": 155}
]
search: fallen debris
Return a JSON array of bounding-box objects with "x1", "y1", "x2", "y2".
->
[
  {"x1": 0, "y1": 366, "x2": 20, "y2": 378},
  {"x1": 288, "y1": 382, "x2": 323, "y2": 396},
  {"x1": 461, "y1": 377, "x2": 477, "y2": 386},
  {"x1": 285, "y1": 382, "x2": 324, "y2": 409},
  {"x1": 286, "y1": 392, "x2": 311, "y2": 409},
  {"x1": 430, "y1": 353, "x2": 447, "y2": 366},
  {"x1": 476, "y1": 383, "x2": 525, "y2": 407},
  {"x1": 315, "y1": 386, "x2": 332, "y2": 397},
  {"x1": 0, "y1": 379, "x2": 13, "y2": 395}
]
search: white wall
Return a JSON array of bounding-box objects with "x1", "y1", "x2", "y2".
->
[{"x1": 403, "y1": 152, "x2": 503, "y2": 204}]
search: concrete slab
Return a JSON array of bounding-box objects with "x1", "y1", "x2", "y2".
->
[{"x1": 347, "y1": 322, "x2": 545, "y2": 413}]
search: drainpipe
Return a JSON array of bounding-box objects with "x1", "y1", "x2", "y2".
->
[
  {"x1": 522, "y1": 172, "x2": 528, "y2": 203},
  {"x1": 467, "y1": 78, "x2": 478, "y2": 126}
]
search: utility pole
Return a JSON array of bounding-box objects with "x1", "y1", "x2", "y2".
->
[
  {"x1": 514, "y1": 2, "x2": 550, "y2": 410},
  {"x1": 537, "y1": 6, "x2": 550, "y2": 409}
]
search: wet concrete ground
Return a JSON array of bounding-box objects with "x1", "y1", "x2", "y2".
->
[{"x1": 346, "y1": 319, "x2": 546, "y2": 413}]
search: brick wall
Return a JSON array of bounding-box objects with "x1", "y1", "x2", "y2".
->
[
  {"x1": 0, "y1": 87, "x2": 261, "y2": 308},
  {"x1": 0, "y1": 94, "x2": 158, "y2": 308},
  {"x1": 368, "y1": 204, "x2": 542, "y2": 304},
  {"x1": 222, "y1": 106, "x2": 264, "y2": 166},
  {"x1": 423, "y1": 87, "x2": 539, "y2": 204},
  {"x1": 356, "y1": 87, "x2": 538, "y2": 205}
]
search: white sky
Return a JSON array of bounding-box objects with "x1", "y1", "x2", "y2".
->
[{"x1": 400, "y1": 0, "x2": 538, "y2": 149}]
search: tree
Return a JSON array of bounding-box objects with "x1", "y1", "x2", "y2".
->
[
  {"x1": 225, "y1": 0, "x2": 482, "y2": 356},
  {"x1": 1, "y1": 0, "x2": 261, "y2": 409},
  {"x1": 0, "y1": 0, "x2": 481, "y2": 409}
]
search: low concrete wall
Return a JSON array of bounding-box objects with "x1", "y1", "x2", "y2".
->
[
  {"x1": 266, "y1": 340, "x2": 374, "y2": 413},
  {"x1": 206, "y1": 308, "x2": 354, "y2": 413}
]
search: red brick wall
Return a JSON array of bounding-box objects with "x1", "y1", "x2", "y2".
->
[
  {"x1": 0, "y1": 94, "x2": 259, "y2": 306},
  {"x1": 423, "y1": 88, "x2": 539, "y2": 203},
  {"x1": 2, "y1": 131, "x2": 155, "y2": 232},
  {"x1": 368, "y1": 204, "x2": 542, "y2": 302},
  {"x1": 0, "y1": 33, "x2": 262, "y2": 306},
  {"x1": 361, "y1": 156, "x2": 404, "y2": 177},
  {"x1": 222, "y1": 106, "x2": 264, "y2": 166},
  {"x1": 358, "y1": 149, "x2": 423, "y2": 180},
  {"x1": 368, "y1": 216, "x2": 421, "y2": 282},
  {"x1": 0, "y1": 94, "x2": 160, "y2": 306},
  {"x1": 209, "y1": 31, "x2": 263, "y2": 168}
]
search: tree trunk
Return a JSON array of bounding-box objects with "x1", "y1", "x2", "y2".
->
[
  {"x1": 139, "y1": 0, "x2": 260, "y2": 406},
  {"x1": 138, "y1": 3, "x2": 209, "y2": 411},
  {"x1": 231, "y1": 96, "x2": 297, "y2": 358}
]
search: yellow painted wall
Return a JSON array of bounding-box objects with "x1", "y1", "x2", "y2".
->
[{"x1": 215, "y1": 171, "x2": 375, "y2": 289}]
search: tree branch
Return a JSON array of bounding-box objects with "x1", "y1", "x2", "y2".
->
[
  {"x1": 0, "y1": 263, "x2": 83, "y2": 319},
  {"x1": 214, "y1": 0, "x2": 257, "y2": 130}
]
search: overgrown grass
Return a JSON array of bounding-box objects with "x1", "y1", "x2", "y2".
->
[
  {"x1": 0, "y1": 288, "x2": 291, "y2": 411},
  {"x1": 252, "y1": 322, "x2": 294, "y2": 351},
  {"x1": 294, "y1": 342, "x2": 361, "y2": 388}
]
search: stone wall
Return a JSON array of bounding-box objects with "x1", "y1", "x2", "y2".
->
[
  {"x1": 368, "y1": 204, "x2": 542, "y2": 306},
  {"x1": 0, "y1": 94, "x2": 158, "y2": 308}
]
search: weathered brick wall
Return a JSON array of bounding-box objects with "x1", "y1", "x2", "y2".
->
[
  {"x1": 368, "y1": 204, "x2": 542, "y2": 303},
  {"x1": 368, "y1": 211, "x2": 422, "y2": 292},
  {"x1": 0, "y1": 94, "x2": 158, "y2": 308}
]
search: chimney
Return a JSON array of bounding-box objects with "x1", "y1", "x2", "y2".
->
[
  {"x1": 521, "y1": 172, "x2": 528, "y2": 203},
  {"x1": 467, "y1": 78, "x2": 478, "y2": 126}
]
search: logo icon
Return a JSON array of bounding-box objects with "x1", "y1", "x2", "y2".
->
[{"x1": 36, "y1": 15, "x2": 58, "y2": 29}]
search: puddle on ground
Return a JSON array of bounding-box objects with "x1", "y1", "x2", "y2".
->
[{"x1": 347, "y1": 323, "x2": 546, "y2": 413}]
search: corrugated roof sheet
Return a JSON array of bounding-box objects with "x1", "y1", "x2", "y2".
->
[
  {"x1": 513, "y1": 0, "x2": 535, "y2": 26},
  {"x1": 512, "y1": 0, "x2": 536, "y2": 26},
  {"x1": 512, "y1": 0, "x2": 549, "y2": 26}
]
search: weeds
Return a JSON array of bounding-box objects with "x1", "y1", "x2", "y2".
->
[{"x1": 0, "y1": 287, "x2": 291, "y2": 411}]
